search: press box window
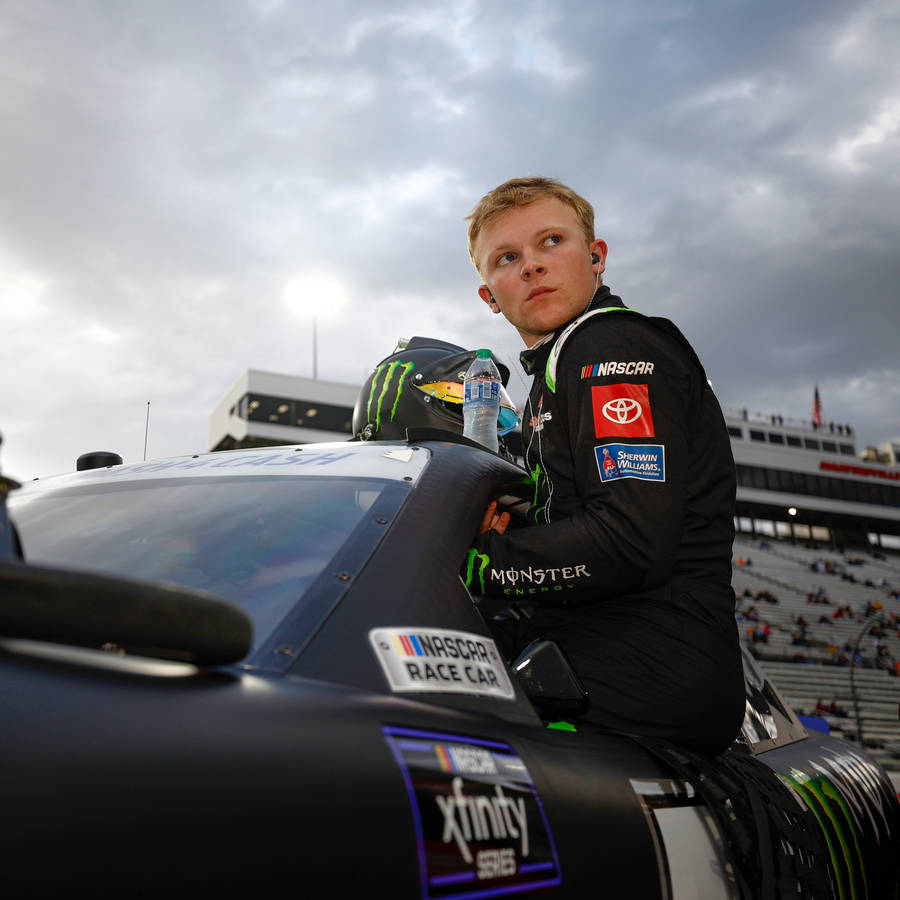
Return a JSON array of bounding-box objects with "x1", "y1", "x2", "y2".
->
[
  {"x1": 727, "y1": 426, "x2": 743, "y2": 439},
  {"x1": 768, "y1": 433, "x2": 784, "y2": 445},
  {"x1": 240, "y1": 393, "x2": 353, "y2": 433},
  {"x1": 821, "y1": 441, "x2": 837, "y2": 453},
  {"x1": 750, "y1": 430, "x2": 766, "y2": 442},
  {"x1": 786, "y1": 435, "x2": 801, "y2": 448},
  {"x1": 804, "y1": 438, "x2": 820, "y2": 450}
]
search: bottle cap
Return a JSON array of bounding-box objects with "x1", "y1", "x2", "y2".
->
[{"x1": 476, "y1": 349, "x2": 492, "y2": 359}]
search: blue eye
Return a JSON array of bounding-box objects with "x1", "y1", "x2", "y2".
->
[
  {"x1": 497, "y1": 252, "x2": 516, "y2": 267},
  {"x1": 544, "y1": 234, "x2": 561, "y2": 247}
]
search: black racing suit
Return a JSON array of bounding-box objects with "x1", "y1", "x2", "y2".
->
[{"x1": 467, "y1": 287, "x2": 745, "y2": 754}]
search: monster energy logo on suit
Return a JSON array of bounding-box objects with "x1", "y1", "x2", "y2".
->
[
  {"x1": 465, "y1": 549, "x2": 490, "y2": 594},
  {"x1": 366, "y1": 361, "x2": 415, "y2": 433}
]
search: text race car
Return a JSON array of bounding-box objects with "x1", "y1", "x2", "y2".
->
[{"x1": 4, "y1": 438, "x2": 899, "y2": 898}]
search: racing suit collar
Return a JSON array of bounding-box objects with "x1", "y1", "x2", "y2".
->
[{"x1": 519, "y1": 286, "x2": 618, "y2": 375}]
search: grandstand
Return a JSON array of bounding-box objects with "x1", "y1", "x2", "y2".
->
[
  {"x1": 732, "y1": 535, "x2": 900, "y2": 774},
  {"x1": 722, "y1": 407, "x2": 899, "y2": 777}
]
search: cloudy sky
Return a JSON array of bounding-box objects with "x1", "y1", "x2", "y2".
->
[{"x1": 2, "y1": 0, "x2": 899, "y2": 480}]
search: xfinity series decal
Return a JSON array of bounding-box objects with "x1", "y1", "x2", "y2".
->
[
  {"x1": 369, "y1": 628, "x2": 515, "y2": 700},
  {"x1": 591, "y1": 383, "x2": 655, "y2": 439},
  {"x1": 383, "y1": 726, "x2": 562, "y2": 899},
  {"x1": 595, "y1": 443, "x2": 665, "y2": 483}
]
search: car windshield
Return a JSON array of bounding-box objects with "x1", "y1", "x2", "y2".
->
[{"x1": 11, "y1": 475, "x2": 386, "y2": 651}]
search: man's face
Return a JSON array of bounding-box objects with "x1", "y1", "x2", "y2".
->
[{"x1": 473, "y1": 197, "x2": 606, "y2": 347}]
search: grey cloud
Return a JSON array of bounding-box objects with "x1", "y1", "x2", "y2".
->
[{"x1": 1, "y1": 0, "x2": 898, "y2": 480}]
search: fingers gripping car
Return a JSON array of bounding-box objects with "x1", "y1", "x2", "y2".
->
[{"x1": 3, "y1": 438, "x2": 899, "y2": 897}]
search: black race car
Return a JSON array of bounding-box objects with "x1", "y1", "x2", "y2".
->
[{"x1": 3, "y1": 438, "x2": 899, "y2": 898}]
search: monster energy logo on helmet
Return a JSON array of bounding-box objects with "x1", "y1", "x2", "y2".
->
[{"x1": 366, "y1": 361, "x2": 415, "y2": 435}]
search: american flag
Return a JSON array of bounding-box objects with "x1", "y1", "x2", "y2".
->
[{"x1": 812, "y1": 385, "x2": 822, "y2": 427}]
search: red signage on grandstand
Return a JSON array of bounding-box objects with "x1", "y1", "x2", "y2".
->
[{"x1": 819, "y1": 460, "x2": 900, "y2": 481}]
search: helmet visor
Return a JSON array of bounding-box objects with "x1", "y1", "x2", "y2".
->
[{"x1": 417, "y1": 381, "x2": 521, "y2": 436}]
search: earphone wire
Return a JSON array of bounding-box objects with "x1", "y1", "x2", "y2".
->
[
  {"x1": 492, "y1": 250, "x2": 600, "y2": 523},
  {"x1": 495, "y1": 330, "x2": 552, "y2": 524}
]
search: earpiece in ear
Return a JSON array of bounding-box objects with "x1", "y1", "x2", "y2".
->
[
  {"x1": 591, "y1": 253, "x2": 600, "y2": 264},
  {"x1": 489, "y1": 295, "x2": 497, "y2": 305}
]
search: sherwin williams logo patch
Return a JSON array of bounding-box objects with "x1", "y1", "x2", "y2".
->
[
  {"x1": 595, "y1": 443, "x2": 665, "y2": 482},
  {"x1": 591, "y1": 383, "x2": 655, "y2": 438}
]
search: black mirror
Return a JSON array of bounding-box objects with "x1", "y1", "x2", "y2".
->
[
  {"x1": 511, "y1": 639, "x2": 589, "y2": 719},
  {"x1": 0, "y1": 561, "x2": 252, "y2": 666}
]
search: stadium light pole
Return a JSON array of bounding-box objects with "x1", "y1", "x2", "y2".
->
[
  {"x1": 283, "y1": 273, "x2": 348, "y2": 381},
  {"x1": 849, "y1": 616, "x2": 877, "y2": 749}
]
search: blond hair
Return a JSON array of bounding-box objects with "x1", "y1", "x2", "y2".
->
[{"x1": 466, "y1": 176, "x2": 595, "y2": 274}]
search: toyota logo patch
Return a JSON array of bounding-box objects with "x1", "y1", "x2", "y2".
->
[
  {"x1": 601, "y1": 397, "x2": 642, "y2": 424},
  {"x1": 591, "y1": 383, "x2": 655, "y2": 438}
]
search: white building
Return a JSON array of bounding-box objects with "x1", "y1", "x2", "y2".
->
[
  {"x1": 723, "y1": 408, "x2": 900, "y2": 550},
  {"x1": 208, "y1": 369, "x2": 360, "y2": 452}
]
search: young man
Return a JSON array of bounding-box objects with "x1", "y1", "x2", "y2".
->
[{"x1": 465, "y1": 177, "x2": 745, "y2": 755}]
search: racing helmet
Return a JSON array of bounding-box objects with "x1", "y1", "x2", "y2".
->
[{"x1": 352, "y1": 336, "x2": 520, "y2": 441}]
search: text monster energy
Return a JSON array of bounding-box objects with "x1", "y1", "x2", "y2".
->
[{"x1": 366, "y1": 361, "x2": 415, "y2": 433}]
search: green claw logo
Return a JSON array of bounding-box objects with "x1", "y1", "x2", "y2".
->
[
  {"x1": 465, "y1": 548, "x2": 490, "y2": 594},
  {"x1": 781, "y1": 767, "x2": 868, "y2": 900},
  {"x1": 525, "y1": 464, "x2": 546, "y2": 522},
  {"x1": 366, "y1": 361, "x2": 415, "y2": 433}
]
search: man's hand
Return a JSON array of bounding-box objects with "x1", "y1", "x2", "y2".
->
[{"x1": 479, "y1": 500, "x2": 510, "y2": 536}]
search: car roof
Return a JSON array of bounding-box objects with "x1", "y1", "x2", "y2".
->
[{"x1": 14, "y1": 441, "x2": 431, "y2": 494}]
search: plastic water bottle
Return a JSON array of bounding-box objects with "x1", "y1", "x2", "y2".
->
[{"x1": 463, "y1": 349, "x2": 501, "y2": 453}]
